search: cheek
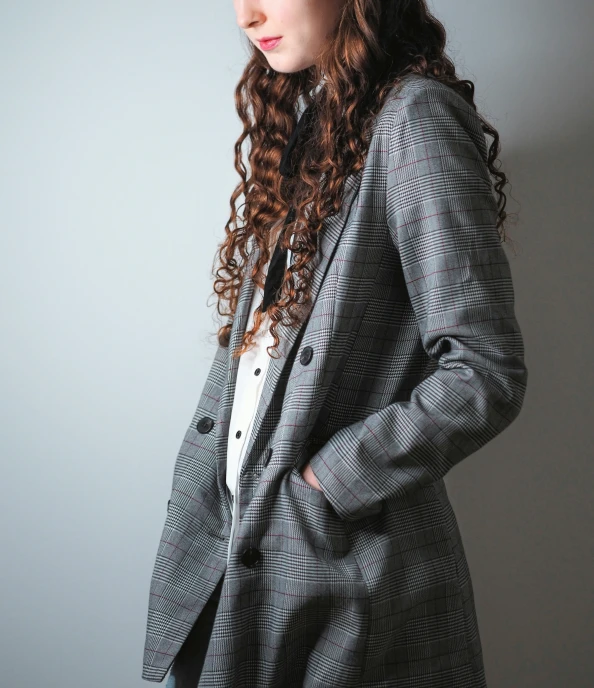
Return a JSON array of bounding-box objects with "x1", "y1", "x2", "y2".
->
[
  {"x1": 275, "y1": 0, "x2": 316, "y2": 36},
  {"x1": 273, "y1": 2, "x2": 328, "y2": 52},
  {"x1": 275, "y1": 10, "x2": 299, "y2": 34}
]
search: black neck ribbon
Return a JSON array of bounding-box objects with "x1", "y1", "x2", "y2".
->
[{"x1": 261, "y1": 104, "x2": 315, "y2": 313}]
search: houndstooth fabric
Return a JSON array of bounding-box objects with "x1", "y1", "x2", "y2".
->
[{"x1": 141, "y1": 73, "x2": 528, "y2": 687}]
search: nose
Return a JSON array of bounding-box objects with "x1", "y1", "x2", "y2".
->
[{"x1": 235, "y1": 0, "x2": 263, "y2": 31}]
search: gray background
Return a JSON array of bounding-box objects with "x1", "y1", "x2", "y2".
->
[{"x1": 1, "y1": 1, "x2": 592, "y2": 686}]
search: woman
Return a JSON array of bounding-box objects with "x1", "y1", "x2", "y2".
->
[{"x1": 142, "y1": 1, "x2": 528, "y2": 686}]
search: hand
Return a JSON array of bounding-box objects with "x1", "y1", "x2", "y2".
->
[{"x1": 299, "y1": 461, "x2": 323, "y2": 491}]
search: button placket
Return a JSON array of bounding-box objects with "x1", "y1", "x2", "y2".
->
[
  {"x1": 227, "y1": 324, "x2": 273, "y2": 561},
  {"x1": 226, "y1": 226, "x2": 292, "y2": 563}
]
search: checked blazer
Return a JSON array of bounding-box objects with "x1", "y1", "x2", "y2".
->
[{"x1": 141, "y1": 73, "x2": 528, "y2": 687}]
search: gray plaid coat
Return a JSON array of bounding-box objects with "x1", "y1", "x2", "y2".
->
[{"x1": 142, "y1": 73, "x2": 528, "y2": 687}]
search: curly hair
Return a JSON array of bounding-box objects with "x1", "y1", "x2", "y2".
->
[{"x1": 210, "y1": 0, "x2": 516, "y2": 360}]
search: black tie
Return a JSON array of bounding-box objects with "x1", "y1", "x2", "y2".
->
[{"x1": 261, "y1": 104, "x2": 315, "y2": 313}]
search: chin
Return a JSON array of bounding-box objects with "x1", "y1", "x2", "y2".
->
[{"x1": 267, "y1": 57, "x2": 315, "y2": 74}]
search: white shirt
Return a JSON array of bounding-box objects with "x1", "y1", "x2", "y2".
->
[{"x1": 226, "y1": 231, "x2": 292, "y2": 562}]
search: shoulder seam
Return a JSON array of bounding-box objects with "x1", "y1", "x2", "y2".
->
[{"x1": 377, "y1": 78, "x2": 478, "y2": 134}]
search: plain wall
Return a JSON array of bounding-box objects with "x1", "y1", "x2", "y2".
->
[{"x1": 1, "y1": 1, "x2": 592, "y2": 686}]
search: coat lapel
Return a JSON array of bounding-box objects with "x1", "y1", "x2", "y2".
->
[{"x1": 215, "y1": 169, "x2": 362, "y2": 498}]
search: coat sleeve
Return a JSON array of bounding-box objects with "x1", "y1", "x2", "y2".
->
[{"x1": 307, "y1": 81, "x2": 528, "y2": 522}]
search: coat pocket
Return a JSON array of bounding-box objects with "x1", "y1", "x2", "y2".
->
[
  {"x1": 282, "y1": 465, "x2": 352, "y2": 557},
  {"x1": 290, "y1": 464, "x2": 326, "y2": 494}
]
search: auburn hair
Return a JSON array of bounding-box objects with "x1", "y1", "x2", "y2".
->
[{"x1": 210, "y1": 0, "x2": 516, "y2": 359}]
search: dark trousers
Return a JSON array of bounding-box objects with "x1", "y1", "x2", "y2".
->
[{"x1": 166, "y1": 575, "x2": 225, "y2": 688}]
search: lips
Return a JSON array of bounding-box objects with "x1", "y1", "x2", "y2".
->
[{"x1": 259, "y1": 36, "x2": 282, "y2": 51}]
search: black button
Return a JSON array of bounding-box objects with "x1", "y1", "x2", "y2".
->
[
  {"x1": 254, "y1": 368, "x2": 261, "y2": 376},
  {"x1": 264, "y1": 447, "x2": 273, "y2": 467},
  {"x1": 236, "y1": 430, "x2": 241, "y2": 438},
  {"x1": 300, "y1": 346, "x2": 313, "y2": 365},
  {"x1": 241, "y1": 547, "x2": 261, "y2": 568},
  {"x1": 196, "y1": 416, "x2": 214, "y2": 433}
]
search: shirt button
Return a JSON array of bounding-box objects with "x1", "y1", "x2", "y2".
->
[
  {"x1": 236, "y1": 430, "x2": 242, "y2": 438},
  {"x1": 254, "y1": 368, "x2": 261, "y2": 376}
]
